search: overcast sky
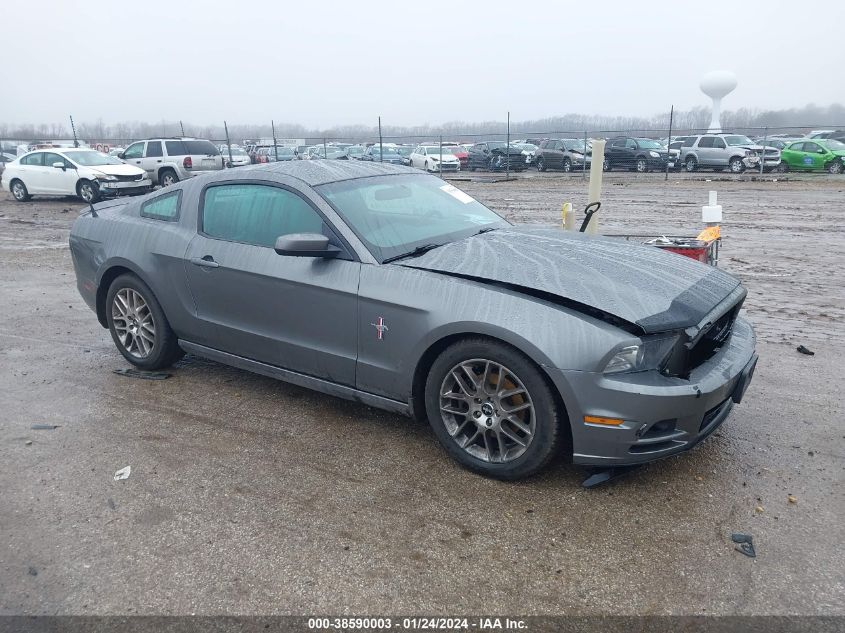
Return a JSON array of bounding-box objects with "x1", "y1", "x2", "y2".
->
[{"x1": 1, "y1": 0, "x2": 842, "y2": 128}]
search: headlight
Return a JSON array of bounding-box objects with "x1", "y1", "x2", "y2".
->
[
  {"x1": 430, "y1": 157, "x2": 440, "y2": 162},
  {"x1": 649, "y1": 151, "x2": 660, "y2": 158},
  {"x1": 603, "y1": 334, "x2": 679, "y2": 374},
  {"x1": 95, "y1": 173, "x2": 118, "y2": 181}
]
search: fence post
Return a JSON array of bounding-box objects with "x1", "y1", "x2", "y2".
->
[
  {"x1": 323, "y1": 138, "x2": 327, "y2": 160},
  {"x1": 760, "y1": 126, "x2": 768, "y2": 176},
  {"x1": 582, "y1": 130, "x2": 588, "y2": 179},
  {"x1": 665, "y1": 105, "x2": 674, "y2": 182},
  {"x1": 506, "y1": 111, "x2": 510, "y2": 180},
  {"x1": 224, "y1": 120, "x2": 233, "y2": 168},
  {"x1": 439, "y1": 135, "x2": 443, "y2": 177},
  {"x1": 271, "y1": 120, "x2": 278, "y2": 162},
  {"x1": 378, "y1": 116, "x2": 383, "y2": 163},
  {"x1": 69, "y1": 115, "x2": 79, "y2": 148}
]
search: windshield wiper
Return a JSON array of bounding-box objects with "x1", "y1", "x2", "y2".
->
[
  {"x1": 474, "y1": 227, "x2": 498, "y2": 236},
  {"x1": 382, "y1": 243, "x2": 443, "y2": 264}
]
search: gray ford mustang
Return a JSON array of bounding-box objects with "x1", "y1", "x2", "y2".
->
[{"x1": 69, "y1": 162, "x2": 757, "y2": 480}]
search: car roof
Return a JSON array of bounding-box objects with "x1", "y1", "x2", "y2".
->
[{"x1": 251, "y1": 160, "x2": 413, "y2": 185}]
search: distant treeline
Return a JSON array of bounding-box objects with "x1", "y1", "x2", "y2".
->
[{"x1": 2, "y1": 103, "x2": 843, "y2": 143}]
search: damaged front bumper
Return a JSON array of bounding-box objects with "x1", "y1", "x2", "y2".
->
[{"x1": 549, "y1": 317, "x2": 757, "y2": 466}]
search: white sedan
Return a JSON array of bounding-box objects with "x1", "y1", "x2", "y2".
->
[
  {"x1": 1, "y1": 148, "x2": 152, "y2": 203},
  {"x1": 409, "y1": 145, "x2": 461, "y2": 172}
]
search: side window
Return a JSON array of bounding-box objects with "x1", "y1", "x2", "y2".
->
[
  {"x1": 165, "y1": 141, "x2": 186, "y2": 156},
  {"x1": 611, "y1": 138, "x2": 626, "y2": 148},
  {"x1": 145, "y1": 141, "x2": 163, "y2": 158},
  {"x1": 682, "y1": 137, "x2": 696, "y2": 147},
  {"x1": 712, "y1": 137, "x2": 726, "y2": 149},
  {"x1": 625, "y1": 139, "x2": 637, "y2": 149},
  {"x1": 21, "y1": 153, "x2": 44, "y2": 166},
  {"x1": 698, "y1": 137, "x2": 715, "y2": 148},
  {"x1": 42, "y1": 152, "x2": 70, "y2": 168},
  {"x1": 141, "y1": 190, "x2": 181, "y2": 222},
  {"x1": 123, "y1": 142, "x2": 144, "y2": 159},
  {"x1": 202, "y1": 184, "x2": 324, "y2": 248},
  {"x1": 803, "y1": 142, "x2": 820, "y2": 153}
]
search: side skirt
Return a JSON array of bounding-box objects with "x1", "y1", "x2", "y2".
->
[{"x1": 179, "y1": 340, "x2": 411, "y2": 417}]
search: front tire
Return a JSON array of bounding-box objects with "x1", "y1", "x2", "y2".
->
[
  {"x1": 424, "y1": 338, "x2": 563, "y2": 480},
  {"x1": 828, "y1": 160, "x2": 843, "y2": 174},
  {"x1": 635, "y1": 157, "x2": 648, "y2": 173},
  {"x1": 536, "y1": 157, "x2": 546, "y2": 172},
  {"x1": 562, "y1": 158, "x2": 572, "y2": 173},
  {"x1": 602, "y1": 157, "x2": 611, "y2": 172},
  {"x1": 685, "y1": 156, "x2": 698, "y2": 172},
  {"x1": 77, "y1": 179, "x2": 100, "y2": 203},
  {"x1": 729, "y1": 157, "x2": 745, "y2": 173},
  {"x1": 10, "y1": 179, "x2": 30, "y2": 201},
  {"x1": 106, "y1": 274, "x2": 184, "y2": 370}
]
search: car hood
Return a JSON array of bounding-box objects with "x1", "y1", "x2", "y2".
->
[
  {"x1": 490, "y1": 147, "x2": 524, "y2": 155},
  {"x1": 90, "y1": 163, "x2": 146, "y2": 176},
  {"x1": 398, "y1": 227, "x2": 742, "y2": 333}
]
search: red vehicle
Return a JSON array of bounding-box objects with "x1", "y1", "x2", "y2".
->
[{"x1": 442, "y1": 142, "x2": 468, "y2": 169}]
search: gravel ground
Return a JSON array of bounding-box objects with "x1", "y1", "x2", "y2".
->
[{"x1": 0, "y1": 172, "x2": 843, "y2": 617}]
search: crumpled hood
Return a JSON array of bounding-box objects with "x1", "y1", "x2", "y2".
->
[
  {"x1": 399, "y1": 227, "x2": 742, "y2": 333},
  {"x1": 93, "y1": 163, "x2": 146, "y2": 177}
]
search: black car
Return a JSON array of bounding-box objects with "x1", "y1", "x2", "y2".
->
[
  {"x1": 467, "y1": 141, "x2": 527, "y2": 172},
  {"x1": 604, "y1": 137, "x2": 671, "y2": 173}
]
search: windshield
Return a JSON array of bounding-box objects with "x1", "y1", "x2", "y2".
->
[
  {"x1": 514, "y1": 143, "x2": 537, "y2": 151},
  {"x1": 425, "y1": 146, "x2": 454, "y2": 155},
  {"x1": 395, "y1": 147, "x2": 413, "y2": 156},
  {"x1": 64, "y1": 150, "x2": 123, "y2": 166},
  {"x1": 821, "y1": 139, "x2": 845, "y2": 151},
  {"x1": 225, "y1": 148, "x2": 247, "y2": 156},
  {"x1": 347, "y1": 146, "x2": 364, "y2": 155},
  {"x1": 635, "y1": 139, "x2": 663, "y2": 149},
  {"x1": 724, "y1": 135, "x2": 754, "y2": 146},
  {"x1": 486, "y1": 141, "x2": 507, "y2": 150},
  {"x1": 275, "y1": 147, "x2": 295, "y2": 155},
  {"x1": 370, "y1": 147, "x2": 399, "y2": 155},
  {"x1": 563, "y1": 139, "x2": 589, "y2": 152},
  {"x1": 316, "y1": 174, "x2": 508, "y2": 262}
]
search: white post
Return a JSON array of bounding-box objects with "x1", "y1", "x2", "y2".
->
[{"x1": 585, "y1": 140, "x2": 606, "y2": 234}]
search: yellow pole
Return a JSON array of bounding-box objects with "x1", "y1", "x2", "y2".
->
[
  {"x1": 585, "y1": 139, "x2": 605, "y2": 234},
  {"x1": 562, "y1": 202, "x2": 573, "y2": 230}
]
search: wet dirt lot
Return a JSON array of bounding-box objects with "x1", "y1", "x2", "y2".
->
[{"x1": 1, "y1": 172, "x2": 843, "y2": 616}]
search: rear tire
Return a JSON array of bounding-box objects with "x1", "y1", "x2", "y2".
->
[
  {"x1": 159, "y1": 168, "x2": 178, "y2": 187},
  {"x1": 10, "y1": 179, "x2": 30, "y2": 201},
  {"x1": 106, "y1": 273, "x2": 184, "y2": 370},
  {"x1": 777, "y1": 162, "x2": 789, "y2": 173},
  {"x1": 424, "y1": 338, "x2": 563, "y2": 480}
]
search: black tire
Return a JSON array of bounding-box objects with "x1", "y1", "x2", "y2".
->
[
  {"x1": 77, "y1": 179, "x2": 100, "y2": 203},
  {"x1": 635, "y1": 157, "x2": 648, "y2": 173},
  {"x1": 777, "y1": 162, "x2": 789, "y2": 173},
  {"x1": 562, "y1": 158, "x2": 572, "y2": 173},
  {"x1": 602, "y1": 157, "x2": 611, "y2": 172},
  {"x1": 827, "y1": 160, "x2": 843, "y2": 175},
  {"x1": 729, "y1": 157, "x2": 745, "y2": 173},
  {"x1": 536, "y1": 157, "x2": 546, "y2": 172},
  {"x1": 424, "y1": 337, "x2": 563, "y2": 480},
  {"x1": 684, "y1": 156, "x2": 698, "y2": 172},
  {"x1": 106, "y1": 273, "x2": 184, "y2": 370},
  {"x1": 488, "y1": 157, "x2": 497, "y2": 172},
  {"x1": 10, "y1": 179, "x2": 31, "y2": 202},
  {"x1": 159, "y1": 168, "x2": 179, "y2": 187}
]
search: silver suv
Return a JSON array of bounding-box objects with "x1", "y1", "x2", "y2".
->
[
  {"x1": 119, "y1": 137, "x2": 223, "y2": 186},
  {"x1": 680, "y1": 134, "x2": 780, "y2": 173}
]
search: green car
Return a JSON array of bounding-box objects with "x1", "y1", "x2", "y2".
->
[{"x1": 779, "y1": 139, "x2": 845, "y2": 173}]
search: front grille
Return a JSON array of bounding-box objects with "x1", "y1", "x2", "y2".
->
[{"x1": 116, "y1": 174, "x2": 143, "y2": 182}]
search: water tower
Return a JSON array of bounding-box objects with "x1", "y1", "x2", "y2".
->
[{"x1": 700, "y1": 70, "x2": 737, "y2": 133}]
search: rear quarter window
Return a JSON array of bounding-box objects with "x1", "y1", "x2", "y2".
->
[
  {"x1": 183, "y1": 141, "x2": 220, "y2": 155},
  {"x1": 141, "y1": 190, "x2": 182, "y2": 222}
]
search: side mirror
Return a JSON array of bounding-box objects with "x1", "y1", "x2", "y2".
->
[
  {"x1": 52, "y1": 161, "x2": 65, "y2": 170},
  {"x1": 118, "y1": 152, "x2": 125, "y2": 159},
  {"x1": 274, "y1": 233, "x2": 341, "y2": 258}
]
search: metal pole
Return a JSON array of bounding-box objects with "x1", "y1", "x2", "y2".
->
[
  {"x1": 69, "y1": 115, "x2": 79, "y2": 147},
  {"x1": 271, "y1": 120, "x2": 278, "y2": 162},
  {"x1": 439, "y1": 135, "x2": 443, "y2": 177},
  {"x1": 583, "y1": 130, "x2": 588, "y2": 179},
  {"x1": 760, "y1": 126, "x2": 768, "y2": 176},
  {"x1": 506, "y1": 111, "x2": 510, "y2": 180},
  {"x1": 665, "y1": 105, "x2": 674, "y2": 182},
  {"x1": 378, "y1": 116, "x2": 383, "y2": 163},
  {"x1": 323, "y1": 138, "x2": 327, "y2": 160},
  {"x1": 224, "y1": 120, "x2": 233, "y2": 168},
  {"x1": 179, "y1": 120, "x2": 185, "y2": 136}
]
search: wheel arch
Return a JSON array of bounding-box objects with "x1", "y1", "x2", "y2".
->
[{"x1": 95, "y1": 260, "x2": 155, "y2": 328}]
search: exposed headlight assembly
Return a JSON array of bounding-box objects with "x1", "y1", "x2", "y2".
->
[
  {"x1": 649, "y1": 151, "x2": 660, "y2": 158},
  {"x1": 603, "y1": 334, "x2": 679, "y2": 374},
  {"x1": 95, "y1": 173, "x2": 118, "y2": 181}
]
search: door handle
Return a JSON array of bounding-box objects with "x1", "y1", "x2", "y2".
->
[{"x1": 190, "y1": 256, "x2": 219, "y2": 268}]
